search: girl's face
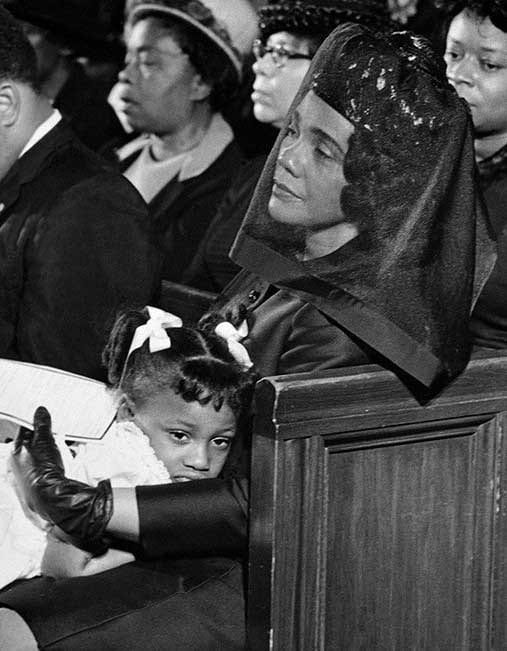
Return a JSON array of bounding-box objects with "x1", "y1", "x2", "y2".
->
[
  {"x1": 445, "y1": 9, "x2": 507, "y2": 137},
  {"x1": 269, "y1": 90, "x2": 354, "y2": 233},
  {"x1": 125, "y1": 389, "x2": 236, "y2": 482},
  {"x1": 251, "y1": 31, "x2": 313, "y2": 128}
]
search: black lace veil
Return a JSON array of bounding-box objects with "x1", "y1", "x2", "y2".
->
[{"x1": 230, "y1": 23, "x2": 495, "y2": 387}]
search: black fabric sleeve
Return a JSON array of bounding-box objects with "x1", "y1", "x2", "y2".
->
[{"x1": 136, "y1": 477, "x2": 248, "y2": 559}]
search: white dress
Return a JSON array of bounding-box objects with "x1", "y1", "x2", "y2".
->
[{"x1": 0, "y1": 421, "x2": 170, "y2": 589}]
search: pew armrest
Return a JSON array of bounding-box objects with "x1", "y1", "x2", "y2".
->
[{"x1": 158, "y1": 280, "x2": 217, "y2": 325}]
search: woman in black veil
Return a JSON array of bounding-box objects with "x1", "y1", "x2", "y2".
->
[
  {"x1": 2, "y1": 23, "x2": 495, "y2": 649},
  {"x1": 224, "y1": 21, "x2": 495, "y2": 388}
]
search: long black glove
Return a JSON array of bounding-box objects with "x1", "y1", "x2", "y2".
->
[{"x1": 10, "y1": 405, "x2": 113, "y2": 554}]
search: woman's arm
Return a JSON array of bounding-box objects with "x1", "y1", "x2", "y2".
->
[
  {"x1": 106, "y1": 487, "x2": 139, "y2": 542},
  {"x1": 135, "y1": 478, "x2": 248, "y2": 558},
  {"x1": 11, "y1": 408, "x2": 248, "y2": 559},
  {"x1": 41, "y1": 533, "x2": 135, "y2": 578},
  {"x1": 105, "y1": 481, "x2": 248, "y2": 558}
]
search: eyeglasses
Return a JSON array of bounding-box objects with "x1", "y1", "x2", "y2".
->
[{"x1": 252, "y1": 39, "x2": 312, "y2": 69}]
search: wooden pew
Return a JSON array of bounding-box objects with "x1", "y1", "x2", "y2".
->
[
  {"x1": 247, "y1": 353, "x2": 507, "y2": 650},
  {"x1": 157, "y1": 282, "x2": 507, "y2": 648}
]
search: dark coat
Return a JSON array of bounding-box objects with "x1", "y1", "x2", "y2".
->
[
  {"x1": 183, "y1": 155, "x2": 267, "y2": 292},
  {"x1": 214, "y1": 269, "x2": 370, "y2": 377},
  {"x1": 117, "y1": 139, "x2": 243, "y2": 282},
  {"x1": 471, "y1": 144, "x2": 507, "y2": 349},
  {"x1": 0, "y1": 120, "x2": 161, "y2": 380}
]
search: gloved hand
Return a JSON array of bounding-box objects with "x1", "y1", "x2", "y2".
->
[{"x1": 9, "y1": 405, "x2": 113, "y2": 554}]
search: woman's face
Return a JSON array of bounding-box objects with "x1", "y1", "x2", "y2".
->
[
  {"x1": 268, "y1": 90, "x2": 354, "y2": 234},
  {"x1": 126, "y1": 389, "x2": 237, "y2": 482},
  {"x1": 251, "y1": 31, "x2": 313, "y2": 128},
  {"x1": 445, "y1": 9, "x2": 507, "y2": 137},
  {"x1": 117, "y1": 17, "x2": 208, "y2": 135}
]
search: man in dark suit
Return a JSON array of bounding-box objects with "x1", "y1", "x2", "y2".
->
[{"x1": 0, "y1": 6, "x2": 161, "y2": 380}]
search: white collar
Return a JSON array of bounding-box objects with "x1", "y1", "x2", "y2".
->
[
  {"x1": 19, "y1": 109, "x2": 62, "y2": 159},
  {"x1": 178, "y1": 113, "x2": 233, "y2": 181},
  {"x1": 117, "y1": 113, "x2": 234, "y2": 181}
]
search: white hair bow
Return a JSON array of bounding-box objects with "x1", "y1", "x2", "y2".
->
[
  {"x1": 128, "y1": 306, "x2": 183, "y2": 357},
  {"x1": 215, "y1": 320, "x2": 253, "y2": 370}
]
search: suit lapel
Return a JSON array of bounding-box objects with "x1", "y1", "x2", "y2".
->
[{"x1": 0, "y1": 122, "x2": 74, "y2": 223}]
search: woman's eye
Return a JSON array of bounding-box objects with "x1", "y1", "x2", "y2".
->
[
  {"x1": 315, "y1": 146, "x2": 335, "y2": 161},
  {"x1": 212, "y1": 437, "x2": 232, "y2": 449},
  {"x1": 139, "y1": 56, "x2": 157, "y2": 68},
  {"x1": 444, "y1": 50, "x2": 460, "y2": 62},
  {"x1": 482, "y1": 60, "x2": 500, "y2": 71}
]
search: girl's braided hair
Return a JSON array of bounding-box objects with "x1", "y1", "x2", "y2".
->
[{"x1": 102, "y1": 307, "x2": 257, "y2": 419}]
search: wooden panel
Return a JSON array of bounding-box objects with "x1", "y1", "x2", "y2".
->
[
  {"x1": 247, "y1": 355, "x2": 507, "y2": 650},
  {"x1": 247, "y1": 383, "x2": 277, "y2": 650},
  {"x1": 491, "y1": 412, "x2": 507, "y2": 650},
  {"x1": 325, "y1": 419, "x2": 500, "y2": 649},
  {"x1": 271, "y1": 436, "x2": 327, "y2": 650}
]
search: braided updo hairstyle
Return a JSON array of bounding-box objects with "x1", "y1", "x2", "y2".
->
[
  {"x1": 102, "y1": 307, "x2": 256, "y2": 419},
  {"x1": 103, "y1": 307, "x2": 257, "y2": 478}
]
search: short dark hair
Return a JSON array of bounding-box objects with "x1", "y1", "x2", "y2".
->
[
  {"x1": 130, "y1": 13, "x2": 239, "y2": 112},
  {"x1": 0, "y1": 6, "x2": 39, "y2": 89},
  {"x1": 434, "y1": 0, "x2": 507, "y2": 33}
]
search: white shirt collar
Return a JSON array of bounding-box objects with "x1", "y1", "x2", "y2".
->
[
  {"x1": 178, "y1": 113, "x2": 233, "y2": 181},
  {"x1": 117, "y1": 113, "x2": 234, "y2": 182},
  {"x1": 19, "y1": 109, "x2": 63, "y2": 159}
]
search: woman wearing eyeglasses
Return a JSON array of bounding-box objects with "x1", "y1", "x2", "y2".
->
[
  {"x1": 251, "y1": 1, "x2": 387, "y2": 127},
  {"x1": 183, "y1": 0, "x2": 392, "y2": 292}
]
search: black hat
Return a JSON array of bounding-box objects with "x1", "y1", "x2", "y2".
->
[
  {"x1": 3, "y1": 0, "x2": 124, "y2": 58},
  {"x1": 258, "y1": 0, "x2": 393, "y2": 39}
]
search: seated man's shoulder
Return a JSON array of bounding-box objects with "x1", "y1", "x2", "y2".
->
[
  {"x1": 41, "y1": 137, "x2": 120, "y2": 188},
  {"x1": 32, "y1": 139, "x2": 147, "y2": 221}
]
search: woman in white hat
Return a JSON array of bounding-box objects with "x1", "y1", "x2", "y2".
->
[{"x1": 112, "y1": 0, "x2": 258, "y2": 282}]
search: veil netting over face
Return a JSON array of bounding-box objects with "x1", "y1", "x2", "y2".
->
[{"x1": 230, "y1": 23, "x2": 495, "y2": 389}]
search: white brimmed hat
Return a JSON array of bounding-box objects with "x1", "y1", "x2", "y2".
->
[{"x1": 128, "y1": 0, "x2": 258, "y2": 78}]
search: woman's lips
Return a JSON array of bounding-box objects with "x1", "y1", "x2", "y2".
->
[
  {"x1": 251, "y1": 90, "x2": 271, "y2": 105},
  {"x1": 272, "y1": 179, "x2": 302, "y2": 199},
  {"x1": 117, "y1": 96, "x2": 138, "y2": 111}
]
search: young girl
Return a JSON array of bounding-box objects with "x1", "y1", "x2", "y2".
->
[{"x1": 0, "y1": 306, "x2": 255, "y2": 586}]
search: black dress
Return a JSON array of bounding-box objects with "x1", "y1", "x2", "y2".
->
[{"x1": 470, "y1": 144, "x2": 507, "y2": 349}]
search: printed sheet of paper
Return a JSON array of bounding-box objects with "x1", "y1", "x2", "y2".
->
[{"x1": 0, "y1": 359, "x2": 116, "y2": 441}]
